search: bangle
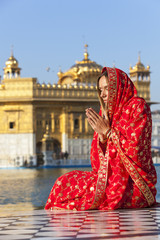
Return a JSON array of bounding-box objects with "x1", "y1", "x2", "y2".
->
[
  {"x1": 103, "y1": 128, "x2": 111, "y2": 139},
  {"x1": 105, "y1": 128, "x2": 111, "y2": 137},
  {"x1": 100, "y1": 128, "x2": 111, "y2": 142},
  {"x1": 107, "y1": 130, "x2": 112, "y2": 140}
]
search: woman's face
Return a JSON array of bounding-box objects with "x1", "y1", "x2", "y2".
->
[{"x1": 99, "y1": 75, "x2": 108, "y2": 105}]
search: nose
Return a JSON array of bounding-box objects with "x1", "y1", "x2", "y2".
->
[{"x1": 100, "y1": 89, "x2": 105, "y2": 98}]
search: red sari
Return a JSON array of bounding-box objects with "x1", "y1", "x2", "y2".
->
[{"x1": 45, "y1": 67, "x2": 157, "y2": 211}]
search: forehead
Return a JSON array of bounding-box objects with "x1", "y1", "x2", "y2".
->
[{"x1": 99, "y1": 76, "x2": 108, "y2": 88}]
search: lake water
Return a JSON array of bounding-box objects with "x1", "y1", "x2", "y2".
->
[{"x1": 0, "y1": 166, "x2": 160, "y2": 212}]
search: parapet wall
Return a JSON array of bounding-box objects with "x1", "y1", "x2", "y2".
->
[
  {"x1": 34, "y1": 83, "x2": 98, "y2": 101},
  {"x1": 0, "y1": 77, "x2": 98, "y2": 102}
]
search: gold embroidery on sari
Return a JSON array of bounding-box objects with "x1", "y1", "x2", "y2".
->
[
  {"x1": 112, "y1": 129, "x2": 155, "y2": 206},
  {"x1": 89, "y1": 136, "x2": 109, "y2": 209},
  {"x1": 107, "y1": 67, "x2": 117, "y2": 121},
  {"x1": 89, "y1": 68, "x2": 117, "y2": 210}
]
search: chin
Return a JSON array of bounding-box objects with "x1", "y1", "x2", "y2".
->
[{"x1": 103, "y1": 102, "x2": 108, "y2": 109}]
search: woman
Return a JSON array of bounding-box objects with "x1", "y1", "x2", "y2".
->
[{"x1": 45, "y1": 67, "x2": 157, "y2": 211}]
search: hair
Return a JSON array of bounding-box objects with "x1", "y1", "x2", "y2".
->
[{"x1": 97, "y1": 70, "x2": 108, "y2": 115}]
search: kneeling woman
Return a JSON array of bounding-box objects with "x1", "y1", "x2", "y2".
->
[{"x1": 45, "y1": 67, "x2": 157, "y2": 211}]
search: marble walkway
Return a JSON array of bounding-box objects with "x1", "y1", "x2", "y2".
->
[{"x1": 1, "y1": 205, "x2": 160, "y2": 240}]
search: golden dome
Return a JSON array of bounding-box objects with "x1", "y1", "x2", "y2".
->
[
  {"x1": 41, "y1": 82, "x2": 46, "y2": 88},
  {"x1": 133, "y1": 53, "x2": 145, "y2": 70},
  {"x1": 71, "y1": 44, "x2": 102, "y2": 73},
  {"x1": 136, "y1": 61, "x2": 145, "y2": 70},
  {"x1": 3, "y1": 51, "x2": 21, "y2": 79},
  {"x1": 58, "y1": 44, "x2": 103, "y2": 85},
  {"x1": 5, "y1": 52, "x2": 19, "y2": 68},
  {"x1": 47, "y1": 83, "x2": 52, "y2": 88}
]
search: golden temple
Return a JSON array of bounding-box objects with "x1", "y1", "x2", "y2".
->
[{"x1": 0, "y1": 46, "x2": 152, "y2": 167}]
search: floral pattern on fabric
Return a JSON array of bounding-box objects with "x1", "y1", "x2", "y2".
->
[{"x1": 45, "y1": 67, "x2": 157, "y2": 211}]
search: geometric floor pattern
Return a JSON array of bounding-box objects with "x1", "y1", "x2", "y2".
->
[{"x1": 1, "y1": 206, "x2": 160, "y2": 239}]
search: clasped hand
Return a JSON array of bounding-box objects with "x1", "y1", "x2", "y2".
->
[{"x1": 85, "y1": 108, "x2": 110, "y2": 135}]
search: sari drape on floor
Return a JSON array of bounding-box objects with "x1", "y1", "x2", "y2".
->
[{"x1": 45, "y1": 67, "x2": 157, "y2": 211}]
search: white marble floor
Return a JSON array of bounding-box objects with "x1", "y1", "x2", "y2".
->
[{"x1": 1, "y1": 206, "x2": 160, "y2": 240}]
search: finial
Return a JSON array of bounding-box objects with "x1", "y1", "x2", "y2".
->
[
  {"x1": 84, "y1": 44, "x2": 88, "y2": 52},
  {"x1": 59, "y1": 65, "x2": 62, "y2": 73},
  {"x1": 84, "y1": 44, "x2": 89, "y2": 60},
  {"x1": 138, "y1": 51, "x2": 141, "y2": 63},
  {"x1": 11, "y1": 45, "x2": 14, "y2": 57}
]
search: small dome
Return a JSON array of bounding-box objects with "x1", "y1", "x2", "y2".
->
[
  {"x1": 136, "y1": 61, "x2": 145, "y2": 70},
  {"x1": 147, "y1": 65, "x2": 150, "y2": 70},
  {"x1": 134, "y1": 53, "x2": 145, "y2": 70},
  {"x1": 5, "y1": 53, "x2": 19, "y2": 68},
  {"x1": 3, "y1": 51, "x2": 21, "y2": 79},
  {"x1": 47, "y1": 83, "x2": 52, "y2": 88},
  {"x1": 42, "y1": 82, "x2": 46, "y2": 88}
]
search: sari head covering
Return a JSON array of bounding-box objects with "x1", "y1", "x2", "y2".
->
[
  {"x1": 97, "y1": 67, "x2": 137, "y2": 123},
  {"x1": 90, "y1": 67, "x2": 157, "y2": 209}
]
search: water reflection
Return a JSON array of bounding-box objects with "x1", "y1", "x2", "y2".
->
[
  {"x1": 0, "y1": 166, "x2": 160, "y2": 212},
  {"x1": 0, "y1": 167, "x2": 91, "y2": 212}
]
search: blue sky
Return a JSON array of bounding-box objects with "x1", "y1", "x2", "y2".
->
[{"x1": 0, "y1": 0, "x2": 160, "y2": 110}]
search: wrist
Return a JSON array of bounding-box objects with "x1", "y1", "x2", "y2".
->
[
  {"x1": 103, "y1": 128, "x2": 111, "y2": 137},
  {"x1": 99, "y1": 128, "x2": 111, "y2": 143},
  {"x1": 99, "y1": 134, "x2": 104, "y2": 142},
  {"x1": 99, "y1": 134, "x2": 107, "y2": 143},
  {"x1": 103, "y1": 128, "x2": 111, "y2": 140}
]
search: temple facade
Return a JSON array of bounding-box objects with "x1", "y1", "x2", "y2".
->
[{"x1": 0, "y1": 46, "x2": 154, "y2": 167}]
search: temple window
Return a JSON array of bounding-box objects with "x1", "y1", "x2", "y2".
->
[
  {"x1": 55, "y1": 118, "x2": 60, "y2": 128},
  {"x1": 37, "y1": 120, "x2": 42, "y2": 126},
  {"x1": 45, "y1": 119, "x2": 51, "y2": 128},
  {"x1": 74, "y1": 119, "x2": 79, "y2": 129},
  {"x1": 9, "y1": 122, "x2": 15, "y2": 129}
]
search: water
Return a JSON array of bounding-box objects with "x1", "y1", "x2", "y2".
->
[
  {"x1": 0, "y1": 167, "x2": 91, "y2": 212},
  {"x1": 0, "y1": 166, "x2": 160, "y2": 212}
]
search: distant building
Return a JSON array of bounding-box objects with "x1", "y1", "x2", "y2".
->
[
  {"x1": 0, "y1": 46, "x2": 157, "y2": 167},
  {"x1": 152, "y1": 111, "x2": 160, "y2": 146},
  {"x1": 0, "y1": 45, "x2": 102, "y2": 167},
  {"x1": 151, "y1": 111, "x2": 160, "y2": 164}
]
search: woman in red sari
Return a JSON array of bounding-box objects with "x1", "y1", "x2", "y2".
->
[{"x1": 45, "y1": 67, "x2": 157, "y2": 211}]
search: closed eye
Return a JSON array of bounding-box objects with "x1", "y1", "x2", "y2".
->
[{"x1": 99, "y1": 86, "x2": 108, "y2": 91}]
